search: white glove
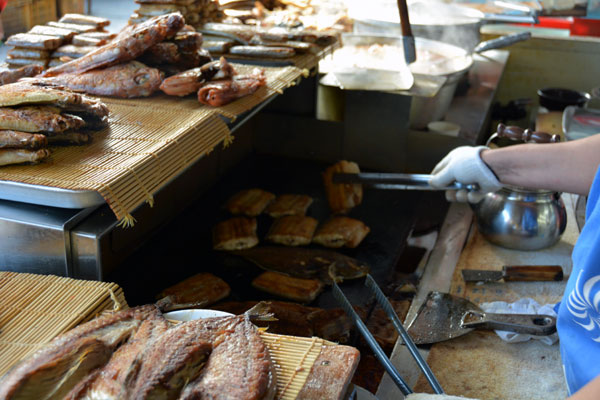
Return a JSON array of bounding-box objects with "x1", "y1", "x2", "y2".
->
[{"x1": 430, "y1": 146, "x2": 502, "y2": 203}]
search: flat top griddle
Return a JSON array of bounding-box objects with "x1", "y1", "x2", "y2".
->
[{"x1": 110, "y1": 154, "x2": 424, "y2": 309}]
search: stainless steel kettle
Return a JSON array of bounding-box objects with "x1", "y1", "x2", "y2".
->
[{"x1": 471, "y1": 124, "x2": 567, "y2": 250}]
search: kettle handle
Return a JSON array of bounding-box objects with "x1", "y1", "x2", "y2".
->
[
  {"x1": 461, "y1": 310, "x2": 557, "y2": 335},
  {"x1": 496, "y1": 123, "x2": 561, "y2": 143}
]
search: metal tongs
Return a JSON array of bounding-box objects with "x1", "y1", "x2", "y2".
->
[
  {"x1": 333, "y1": 172, "x2": 479, "y2": 192},
  {"x1": 333, "y1": 275, "x2": 444, "y2": 396}
]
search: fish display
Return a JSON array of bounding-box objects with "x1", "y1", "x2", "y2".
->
[
  {"x1": 38, "y1": 61, "x2": 164, "y2": 98},
  {"x1": 42, "y1": 13, "x2": 185, "y2": 77},
  {"x1": 0, "y1": 305, "x2": 158, "y2": 399},
  {"x1": 230, "y1": 246, "x2": 370, "y2": 283}
]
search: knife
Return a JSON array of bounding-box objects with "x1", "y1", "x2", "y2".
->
[
  {"x1": 332, "y1": 173, "x2": 479, "y2": 191},
  {"x1": 462, "y1": 265, "x2": 563, "y2": 283}
]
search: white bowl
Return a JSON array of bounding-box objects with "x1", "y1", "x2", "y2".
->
[{"x1": 163, "y1": 309, "x2": 233, "y2": 322}]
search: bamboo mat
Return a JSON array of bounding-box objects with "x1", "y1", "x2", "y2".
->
[
  {"x1": 0, "y1": 64, "x2": 303, "y2": 225},
  {"x1": 0, "y1": 271, "x2": 127, "y2": 376}
]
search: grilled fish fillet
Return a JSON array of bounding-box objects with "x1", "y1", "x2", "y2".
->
[
  {"x1": 178, "y1": 315, "x2": 277, "y2": 400},
  {"x1": 0, "y1": 148, "x2": 51, "y2": 166},
  {"x1": 6, "y1": 33, "x2": 63, "y2": 50},
  {"x1": 43, "y1": 13, "x2": 185, "y2": 77},
  {"x1": 312, "y1": 216, "x2": 370, "y2": 249},
  {"x1": 252, "y1": 270, "x2": 324, "y2": 303},
  {"x1": 225, "y1": 188, "x2": 275, "y2": 217},
  {"x1": 266, "y1": 215, "x2": 318, "y2": 246},
  {"x1": 58, "y1": 13, "x2": 110, "y2": 28},
  {"x1": 47, "y1": 131, "x2": 92, "y2": 145},
  {"x1": 40, "y1": 61, "x2": 164, "y2": 98},
  {"x1": 322, "y1": 160, "x2": 363, "y2": 214},
  {"x1": 265, "y1": 194, "x2": 313, "y2": 217},
  {"x1": 213, "y1": 217, "x2": 259, "y2": 251},
  {"x1": 0, "y1": 65, "x2": 44, "y2": 86},
  {"x1": 0, "y1": 106, "x2": 84, "y2": 134},
  {"x1": 156, "y1": 272, "x2": 231, "y2": 312},
  {"x1": 64, "y1": 308, "x2": 169, "y2": 400},
  {"x1": 0, "y1": 305, "x2": 158, "y2": 400},
  {"x1": 0, "y1": 130, "x2": 47, "y2": 149}
]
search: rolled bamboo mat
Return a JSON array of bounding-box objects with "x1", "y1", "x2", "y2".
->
[
  {"x1": 0, "y1": 271, "x2": 127, "y2": 376},
  {"x1": 0, "y1": 64, "x2": 307, "y2": 225},
  {"x1": 260, "y1": 332, "x2": 325, "y2": 400}
]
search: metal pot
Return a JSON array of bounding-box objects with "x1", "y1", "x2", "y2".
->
[{"x1": 471, "y1": 124, "x2": 567, "y2": 250}]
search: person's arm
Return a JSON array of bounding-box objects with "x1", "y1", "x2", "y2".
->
[
  {"x1": 482, "y1": 134, "x2": 600, "y2": 196},
  {"x1": 568, "y1": 375, "x2": 600, "y2": 400}
]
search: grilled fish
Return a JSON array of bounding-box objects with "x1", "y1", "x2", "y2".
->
[
  {"x1": 6, "y1": 33, "x2": 63, "y2": 50},
  {"x1": 58, "y1": 13, "x2": 110, "y2": 28},
  {"x1": 213, "y1": 217, "x2": 259, "y2": 251},
  {"x1": 265, "y1": 194, "x2": 313, "y2": 217},
  {"x1": 252, "y1": 271, "x2": 324, "y2": 303},
  {"x1": 0, "y1": 65, "x2": 44, "y2": 86},
  {"x1": 64, "y1": 308, "x2": 169, "y2": 400},
  {"x1": 225, "y1": 187, "x2": 275, "y2": 217},
  {"x1": 0, "y1": 130, "x2": 47, "y2": 149},
  {"x1": 0, "y1": 106, "x2": 84, "y2": 134},
  {"x1": 160, "y1": 57, "x2": 235, "y2": 97},
  {"x1": 323, "y1": 160, "x2": 363, "y2": 214},
  {"x1": 312, "y1": 216, "x2": 370, "y2": 249},
  {"x1": 0, "y1": 148, "x2": 51, "y2": 166},
  {"x1": 47, "y1": 131, "x2": 92, "y2": 145},
  {"x1": 198, "y1": 69, "x2": 267, "y2": 107},
  {"x1": 0, "y1": 305, "x2": 158, "y2": 400},
  {"x1": 43, "y1": 13, "x2": 185, "y2": 77},
  {"x1": 156, "y1": 272, "x2": 231, "y2": 312},
  {"x1": 266, "y1": 215, "x2": 318, "y2": 246},
  {"x1": 39, "y1": 61, "x2": 164, "y2": 98},
  {"x1": 177, "y1": 315, "x2": 277, "y2": 400},
  {"x1": 230, "y1": 246, "x2": 370, "y2": 283},
  {"x1": 229, "y1": 45, "x2": 296, "y2": 59}
]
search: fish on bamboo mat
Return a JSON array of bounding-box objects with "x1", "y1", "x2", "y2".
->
[
  {"x1": 198, "y1": 68, "x2": 267, "y2": 107},
  {"x1": 156, "y1": 272, "x2": 231, "y2": 311},
  {"x1": 230, "y1": 246, "x2": 370, "y2": 283},
  {"x1": 160, "y1": 56, "x2": 236, "y2": 97},
  {"x1": 0, "y1": 64, "x2": 43, "y2": 86},
  {"x1": 0, "y1": 305, "x2": 158, "y2": 400}
]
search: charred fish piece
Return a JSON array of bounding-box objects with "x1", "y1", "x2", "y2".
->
[
  {"x1": 0, "y1": 305, "x2": 158, "y2": 400},
  {"x1": 64, "y1": 308, "x2": 169, "y2": 400},
  {"x1": 230, "y1": 246, "x2": 370, "y2": 283},
  {"x1": 140, "y1": 42, "x2": 181, "y2": 65},
  {"x1": 0, "y1": 64, "x2": 44, "y2": 86},
  {"x1": 43, "y1": 12, "x2": 185, "y2": 77},
  {"x1": 0, "y1": 130, "x2": 47, "y2": 149},
  {"x1": 39, "y1": 61, "x2": 164, "y2": 98},
  {"x1": 198, "y1": 69, "x2": 267, "y2": 107},
  {"x1": 312, "y1": 216, "x2": 371, "y2": 249},
  {"x1": 266, "y1": 215, "x2": 318, "y2": 246},
  {"x1": 47, "y1": 131, "x2": 92, "y2": 145},
  {"x1": 213, "y1": 217, "x2": 259, "y2": 251},
  {"x1": 225, "y1": 187, "x2": 274, "y2": 217},
  {"x1": 0, "y1": 148, "x2": 51, "y2": 166},
  {"x1": 156, "y1": 272, "x2": 231, "y2": 312},
  {"x1": 0, "y1": 106, "x2": 85, "y2": 134},
  {"x1": 159, "y1": 56, "x2": 235, "y2": 97},
  {"x1": 177, "y1": 315, "x2": 277, "y2": 400},
  {"x1": 229, "y1": 45, "x2": 296, "y2": 59},
  {"x1": 252, "y1": 271, "x2": 324, "y2": 303}
]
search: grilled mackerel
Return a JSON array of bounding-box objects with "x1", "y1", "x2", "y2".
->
[{"x1": 266, "y1": 215, "x2": 318, "y2": 246}]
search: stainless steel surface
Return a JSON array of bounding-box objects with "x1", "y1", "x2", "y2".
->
[
  {"x1": 0, "y1": 181, "x2": 105, "y2": 208},
  {"x1": 471, "y1": 188, "x2": 568, "y2": 250},
  {"x1": 332, "y1": 281, "x2": 413, "y2": 396},
  {"x1": 406, "y1": 291, "x2": 556, "y2": 344},
  {"x1": 473, "y1": 32, "x2": 531, "y2": 53},
  {"x1": 364, "y1": 275, "x2": 444, "y2": 395},
  {"x1": 332, "y1": 172, "x2": 478, "y2": 191}
]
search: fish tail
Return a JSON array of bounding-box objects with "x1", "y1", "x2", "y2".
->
[{"x1": 244, "y1": 301, "x2": 278, "y2": 322}]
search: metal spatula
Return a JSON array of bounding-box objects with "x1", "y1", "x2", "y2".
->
[{"x1": 407, "y1": 291, "x2": 556, "y2": 345}]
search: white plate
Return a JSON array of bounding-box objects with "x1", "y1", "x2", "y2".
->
[{"x1": 163, "y1": 309, "x2": 233, "y2": 322}]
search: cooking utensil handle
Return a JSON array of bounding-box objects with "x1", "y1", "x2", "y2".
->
[
  {"x1": 474, "y1": 32, "x2": 531, "y2": 53},
  {"x1": 497, "y1": 123, "x2": 561, "y2": 143},
  {"x1": 397, "y1": 0, "x2": 416, "y2": 64},
  {"x1": 332, "y1": 283, "x2": 413, "y2": 396},
  {"x1": 365, "y1": 275, "x2": 444, "y2": 395},
  {"x1": 461, "y1": 311, "x2": 557, "y2": 335},
  {"x1": 503, "y1": 265, "x2": 563, "y2": 281}
]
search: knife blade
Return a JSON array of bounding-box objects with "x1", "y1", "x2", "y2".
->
[
  {"x1": 332, "y1": 173, "x2": 479, "y2": 191},
  {"x1": 462, "y1": 265, "x2": 563, "y2": 283}
]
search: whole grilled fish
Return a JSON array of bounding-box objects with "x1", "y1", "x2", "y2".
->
[
  {"x1": 42, "y1": 12, "x2": 185, "y2": 77},
  {"x1": 0, "y1": 305, "x2": 158, "y2": 400},
  {"x1": 160, "y1": 56, "x2": 235, "y2": 97},
  {"x1": 230, "y1": 246, "x2": 370, "y2": 283},
  {"x1": 65, "y1": 309, "x2": 169, "y2": 400},
  {"x1": 198, "y1": 68, "x2": 266, "y2": 107},
  {"x1": 38, "y1": 61, "x2": 164, "y2": 98},
  {"x1": 177, "y1": 314, "x2": 277, "y2": 400},
  {"x1": 0, "y1": 106, "x2": 84, "y2": 134}
]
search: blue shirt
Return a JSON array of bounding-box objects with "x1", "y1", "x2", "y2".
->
[{"x1": 557, "y1": 165, "x2": 600, "y2": 394}]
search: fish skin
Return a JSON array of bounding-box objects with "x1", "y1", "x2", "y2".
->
[
  {"x1": 65, "y1": 308, "x2": 169, "y2": 400},
  {"x1": 42, "y1": 13, "x2": 185, "y2": 77},
  {"x1": 39, "y1": 61, "x2": 164, "y2": 98},
  {"x1": 0, "y1": 305, "x2": 158, "y2": 400},
  {"x1": 230, "y1": 246, "x2": 370, "y2": 283},
  {"x1": 177, "y1": 315, "x2": 277, "y2": 400}
]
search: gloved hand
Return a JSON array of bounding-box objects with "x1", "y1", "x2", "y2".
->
[{"x1": 430, "y1": 146, "x2": 502, "y2": 203}]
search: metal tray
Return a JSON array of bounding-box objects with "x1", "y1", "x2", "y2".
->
[{"x1": 0, "y1": 181, "x2": 105, "y2": 209}]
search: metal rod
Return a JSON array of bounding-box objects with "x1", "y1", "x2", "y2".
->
[
  {"x1": 365, "y1": 275, "x2": 444, "y2": 394},
  {"x1": 332, "y1": 282, "x2": 413, "y2": 396}
]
